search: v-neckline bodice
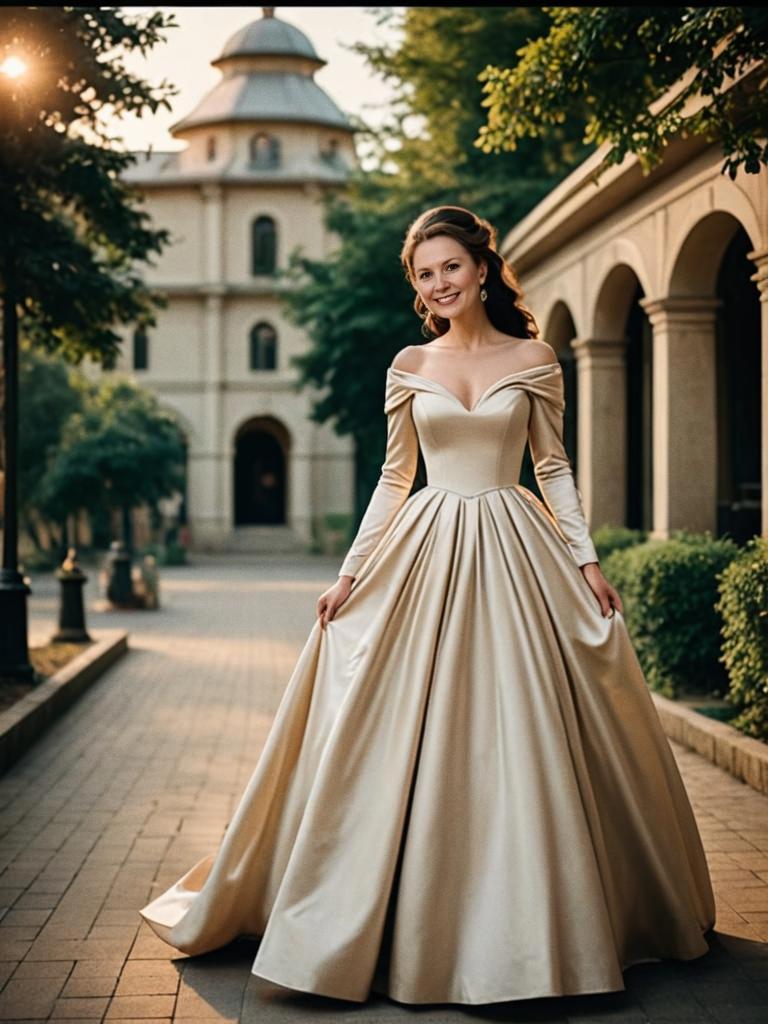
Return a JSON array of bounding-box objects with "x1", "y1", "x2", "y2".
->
[{"x1": 387, "y1": 361, "x2": 562, "y2": 414}]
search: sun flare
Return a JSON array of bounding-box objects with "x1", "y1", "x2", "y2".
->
[{"x1": 0, "y1": 56, "x2": 28, "y2": 79}]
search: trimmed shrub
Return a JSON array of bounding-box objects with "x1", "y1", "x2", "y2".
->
[
  {"x1": 137, "y1": 542, "x2": 187, "y2": 566},
  {"x1": 592, "y1": 524, "x2": 647, "y2": 563},
  {"x1": 19, "y1": 547, "x2": 61, "y2": 572},
  {"x1": 162, "y1": 541, "x2": 187, "y2": 566},
  {"x1": 715, "y1": 535, "x2": 768, "y2": 741},
  {"x1": 602, "y1": 530, "x2": 739, "y2": 698}
]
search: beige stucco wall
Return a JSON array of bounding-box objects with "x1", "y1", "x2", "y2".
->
[{"x1": 99, "y1": 147, "x2": 356, "y2": 553}]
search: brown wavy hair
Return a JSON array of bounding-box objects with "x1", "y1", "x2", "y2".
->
[{"x1": 400, "y1": 205, "x2": 540, "y2": 341}]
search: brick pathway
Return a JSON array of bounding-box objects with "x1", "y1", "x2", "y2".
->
[{"x1": 0, "y1": 553, "x2": 765, "y2": 1023}]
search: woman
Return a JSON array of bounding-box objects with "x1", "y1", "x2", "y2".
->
[{"x1": 140, "y1": 205, "x2": 716, "y2": 1006}]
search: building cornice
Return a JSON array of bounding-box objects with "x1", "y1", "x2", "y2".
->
[
  {"x1": 142, "y1": 281, "x2": 300, "y2": 298},
  {"x1": 123, "y1": 169, "x2": 350, "y2": 189}
]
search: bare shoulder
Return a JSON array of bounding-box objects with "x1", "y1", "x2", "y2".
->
[
  {"x1": 390, "y1": 345, "x2": 423, "y2": 373},
  {"x1": 517, "y1": 338, "x2": 559, "y2": 368}
]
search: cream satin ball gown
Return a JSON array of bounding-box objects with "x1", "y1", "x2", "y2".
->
[{"x1": 139, "y1": 359, "x2": 716, "y2": 1005}]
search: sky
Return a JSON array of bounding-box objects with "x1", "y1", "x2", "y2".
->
[{"x1": 113, "y1": 5, "x2": 404, "y2": 155}]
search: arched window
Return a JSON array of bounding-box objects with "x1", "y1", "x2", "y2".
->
[
  {"x1": 320, "y1": 137, "x2": 340, "y2": 165},
  {"x1": 249, "y1": 133, "x2": 280, "y2": 169},
  {"x1": 133, "y1": 327, "x2": 148, "y2": 370},
  {"x1": 249, "y1": 322, "x2": 277, "y2": 370},
  {"x1": 251, "y1": 215, "x2": 277, "y2": 275}
]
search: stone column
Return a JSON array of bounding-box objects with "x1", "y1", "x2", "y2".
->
[
  {"x1": 289, "y1": 444, "x2": 314, "y2": 546},
  {"x1": 571, "y1": 337, "x2": 627, "y2": 529},
  {"x1": 640, "y1": 296, "x2": 721, "y2": 539},
  {"x1": 748, "y1": 246, "x2": 768, "y2": 538},
  {"x1": 202, "y1": 183, "x2": 224, "y2": 283},
  {"x1": 192, "y1": 185, "x2": 227, "y2": 549}
]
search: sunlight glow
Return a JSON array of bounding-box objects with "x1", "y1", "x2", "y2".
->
[{"x1": 0, "y1": 55, "x2": 28, "y2": 78}]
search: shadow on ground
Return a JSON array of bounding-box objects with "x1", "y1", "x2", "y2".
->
[{"x1": 171, "y1": 929, "x2": 768, "y2": 1023}]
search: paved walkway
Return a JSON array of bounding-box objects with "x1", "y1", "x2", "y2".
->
[{"x1": 0, "y1": 553, "x2": 766, "y2": 1023}]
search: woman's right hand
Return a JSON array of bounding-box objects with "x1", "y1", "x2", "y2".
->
[{"x1": 316, "y1": 575, "x2": 354, "y2": 630}]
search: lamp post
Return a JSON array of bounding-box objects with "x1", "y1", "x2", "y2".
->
[
  {"x1": 0, "y1": 255, "x2": 34, "y2": 680},
  {"x1": 0, "y1": 54, "x2": 34, "y2": 681}
]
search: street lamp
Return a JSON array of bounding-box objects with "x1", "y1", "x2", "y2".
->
[{"x1": 0, "y1": 53, "x2": 34, "y2": 681}]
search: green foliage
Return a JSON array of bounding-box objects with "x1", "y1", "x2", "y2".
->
[
  {"x1": 602, "y1": 530, "x2": 739, "y2": 698},
  {"x1": 351, "y1": 7, "x2": 593, "y2": 228},
  {"x1": 138, "y1": 542, "x2": 187, "y2": 567},
  {"x1": 324, "y1": 513, "x2": 354, "y2": 534},
  {"x1": 477, "y1": 7, "x2": 768, "y2": 180},
  {"x1": 19, "y1": 546, "x2": 61, "y2": 573},
  {"x1": 309, "y1": 512, "x2": 355, "y2": 557},
  {"x1": 285, "y1": 8, "x2": 596, "y2": 519},
  {"x1": 693, "y1": 704, "x2": 739, "y2": 723},
  {"x1": 591, "y1": 523, "x2": 647, "y2": 562},
  {"x1": 282, "y1": 179, "x2": 423, "y2": 458},
  {"x1": 715, "y1": 535, "x2": 768, "y2": 740},
  {"x1": 16, "y1": 340, "x2": 84, "y2": 524},
  {"x1": 0, "y1": 6, "x2": 179, "y2": 366},
  {"x1": 37, "y1": 376, "x2": 187, "y2": 528}
]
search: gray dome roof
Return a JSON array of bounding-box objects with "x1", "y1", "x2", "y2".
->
[
  {"x1": 171, "y1": 71, "x2": 352, "y2": 133},
  {"x1": 170, "y1": 11, "x2": 352, "y2": 136},
  {"x1": 216, "y1": 14, "x2": 320, "y2": 63}
]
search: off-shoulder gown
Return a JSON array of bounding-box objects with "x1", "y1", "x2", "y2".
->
[{"x1": 139, "y1": 360, "x2": 716, "y2": 1005}]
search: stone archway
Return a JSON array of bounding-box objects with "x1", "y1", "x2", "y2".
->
[
  {"x1": 589, "y1": 263, "x2": 651, "y2": 530},
  {"x1": 233, "y1": 417, "x2": 290, "y2": 526},
  {"x1": 645, "y1": 210, "x2": 761, "y2": 539},
  {"x1": 715, "y1": 226, "x2": 762, "y2": 542}
]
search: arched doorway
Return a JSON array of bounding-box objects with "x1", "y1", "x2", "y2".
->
[
  {"x1": 667, "y1": 211, "x2": 761, "y2": 543},
  {"x1": 715, "y1": 225, "x2": 762, "y2": 542},
  {"x1": 234, "y1": 417, "x2": 289, "y2": 525},
  {"x1": 593, "y1": 263, "x2": 652, "y2": 531}
]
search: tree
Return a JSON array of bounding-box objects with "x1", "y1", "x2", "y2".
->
[
  {"x1": 0, "y1": 6, "x2": 179, "y2": 365},
  {"x1": 350, "y1": 6, "x2": 594, "y2": 231},
  {"x1": 17, "y1": 341, "x2": 85, "y2": 553},
  {"x1": 38, "y1": 377, "x2": 187, "y2": 553},
  {"x1": 0, "y1": 7, "x2": 178, "y2": 677},
  {"x1": 283, "y1": 179, "x2": 430, "y2": 508},
  {"x1": 476, "y1": 6, "x2": 768, "y2": 180},
  {"x1": 285, "y1": 8, "x2": 594, "y2": 518}
]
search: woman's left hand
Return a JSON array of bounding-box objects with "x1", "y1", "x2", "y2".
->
[{"x1": 580, "y1": 562, "x2": 624, "y2": 618}]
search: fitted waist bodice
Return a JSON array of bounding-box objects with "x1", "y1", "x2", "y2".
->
[
  {"x1": 410, "y1": 387, "x2": 531, "y2": 495},
  {"x1": 336, "y1": 361, "x2": 599, "y2": 579}
]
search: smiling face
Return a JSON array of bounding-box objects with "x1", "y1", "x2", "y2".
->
[{"x1": 411, "y1": 235, "x2": 487, "y2": 319}]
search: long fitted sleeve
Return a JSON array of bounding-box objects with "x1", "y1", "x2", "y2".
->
[
  {"x1": 337, "y1": 388, "x2": 419, "y2": 580},
  {"x1": 527, "y1": 373, "x2": 599, "y2": 568}
]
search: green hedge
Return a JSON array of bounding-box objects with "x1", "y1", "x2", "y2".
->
[
  {"x1": 715, "y1": 535, "x2": 768, "y2": 740},
  {"x1": 602, "y1": 529, "x2": 739, "y2": 699},
  {"x1": 137, "y1": 542, "x2": 187, "y2": 566},
  {"x1": 310, "y1": 512, "x2": 355, "y2": 556},
  {"x1": 20, "y1": 547, "x2": 61, "y2": 572},
  {"x1": 591, "y1": 523, "x2": 647, "y2": 562}
]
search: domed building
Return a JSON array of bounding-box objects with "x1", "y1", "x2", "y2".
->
[{"x1": 117, "y1": 7, "x2": 358, "y2": 553}]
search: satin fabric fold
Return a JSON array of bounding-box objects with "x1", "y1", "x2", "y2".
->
[{"x1": 139, "y1": 360, "x2": 715, "y2": 1005}]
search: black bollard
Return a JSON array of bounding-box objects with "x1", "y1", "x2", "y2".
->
[
  {"x1": 52, "y1": 548, "x2": 92, "y2": 643},
  {"x1": 106, "y1": 540, "x2": 134, "y2": 608}
]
